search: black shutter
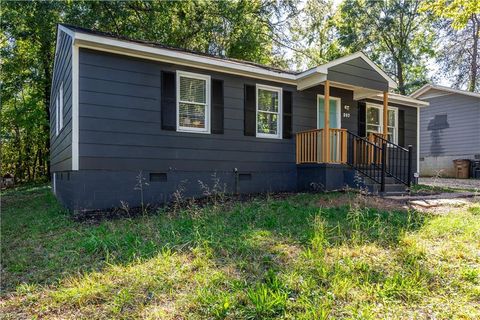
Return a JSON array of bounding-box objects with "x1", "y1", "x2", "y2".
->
[
  {"x1": 161, "y1": 71, "x2": 176, "y2": 130},
  {"x1": 358, "y1": 101, "x2": 367, "y2": 137},
  {"x1": 211, "y1": 79, "x2": 224, "y2": 134},
  {"x1": 244, "y1": 84, "x2": 256, "y2": 136},
  {"x1": 398, "y1": 109, "x2": 405, "y2": 147},
  {"x1": 283, "y1": 90, "x2": 293, "y2": 139}
]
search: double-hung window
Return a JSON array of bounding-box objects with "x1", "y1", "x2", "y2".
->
[
  {"x1": 176, "y1": 71, "x2": 211, "y2": 133},
  {"x1": 55, "y1": 95, "x2": 59, "y2": 136},
  {"x1": 256, "y1": 84, "x2": 282, "y2": 138},
  {"x1": 366, "y1": 104, "x2": 382, "y2": 134},
  {"x1": 55, "y1": 82, "x2": 64, "y2": 136},
  {"x1": 387, "y1": 108, "x2": 398, "y2": 143},
  {"x1": 366, "y1": 103, "x2": 398, "y2": 143},
  {"x1": 59, "y1": 82, "x2": 64, "y2": 130}
]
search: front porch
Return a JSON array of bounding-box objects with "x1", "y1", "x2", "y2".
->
[{"x1": 294, "y1": 80, "x2": 413, "y2": 193}]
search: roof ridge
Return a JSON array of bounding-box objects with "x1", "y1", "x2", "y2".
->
[{"x1": 59, "y1": 23, "x2": 300, "y2": 75}]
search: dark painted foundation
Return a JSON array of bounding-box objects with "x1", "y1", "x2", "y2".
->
[
  {"x1": 54, "y1": 169, "x2": 297, "y2": 211},
  {"x1": 296, "y1": 164, "x2": 357, "y2": 192},
  {"x1": 54, "y1": 164, "x2": 363, "y2": 211}
]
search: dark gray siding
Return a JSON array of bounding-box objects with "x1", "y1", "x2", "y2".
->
[
  {"x1": 420, "y1": 93, "x2": 480, "y2": 157},
  {"x1": 327, "y1": 57, "x2": 389, "y2": 92},
  {"x1": 56, "y1": 48, "x2": 416, "y2": 210},
  {"x1": 70, "y1": 49, "x2": 367, "y2": 209},
  {"x1": 50, "y1": 30, "x2": 73, "y2": 172},
  {"x1": 79, "y1": 49, "x2": 299, "y2": 173}
]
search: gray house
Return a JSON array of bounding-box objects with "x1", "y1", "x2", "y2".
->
[
  {"x1": 51, "y1": 24, "x2": 427, "y2": 211},
  {"x1": 412, "y1": 84, "x2": 480, "y2": 177}
]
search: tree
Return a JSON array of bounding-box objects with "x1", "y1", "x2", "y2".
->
[
  {"x1": 0, "y1": 0, "x2": 296, "y2": 182},
  {"x1": 422, "y1": 0, "x2": 480, "y2": 92},
  {"x1": 288, "y1": 0, "x2": 343, "y2": 69},
  {"x1": 336, "y1": 0, "x2": 435, "y2": 94}
]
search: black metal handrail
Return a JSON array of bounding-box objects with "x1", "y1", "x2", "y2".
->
[
  {"x1": 346, "y1": 131, "x2": 385, "y2": 186},
  {"x1": 371, "y1": 133, "x2": 413, "y2": 187}
]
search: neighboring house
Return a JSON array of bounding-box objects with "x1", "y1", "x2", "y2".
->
[
  {"x1": 51, "y1": 24, "x2": 427, "y2": 211},
  {"x1": 412, "y1": 84, "x2": 480, "y2": 177}
]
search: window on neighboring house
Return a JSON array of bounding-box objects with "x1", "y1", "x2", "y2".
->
[
  {"x1": 256, "y1": 84, "x2": 282, "y2": 138},
  {"x1": 366, "y1": 103, "x2": 398, "y2": 144},
  {"x1": 176, "y1": 71, "x2": 210, "y2": 133}
]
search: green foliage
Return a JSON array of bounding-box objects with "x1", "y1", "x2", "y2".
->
[
  {"x1": 421, "y1": 0, "x2": 480, "y2": 92},
  {"x1": 336, "y1": 0, "x2": 435, "y2": 94},
  {"x1": 421, "y1": 0, "x2": 480, "y2": 29},
  {"x1": 0, "y1": 0, "x2": 294, "y2": 182}
]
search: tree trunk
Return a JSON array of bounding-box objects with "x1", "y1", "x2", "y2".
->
[
  {"x1": 42, "y1": 44, "x2": 53, "y2": 179},
  {"x1": 396, "y1": 59, "x2": 406, "y2": 95},
  {"x1": 468, "y1": 14, "x2": 479, "y2": 92}
]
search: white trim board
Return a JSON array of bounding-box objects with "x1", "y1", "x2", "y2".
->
[
  {"x1": 71, "y1": 44, "x2": 79, "y2": 170},
  {"x1": 411, "y1": 84, "x2": 480, "y2": 100}
]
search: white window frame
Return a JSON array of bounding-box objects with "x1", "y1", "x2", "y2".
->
[
  {"x1": 317, "y1": 94, "x2": 341, "y2": 129},
  {"x1": 255, "y1": 84, "x2": 283, "y2": 139},
  {"x1": 55, "y1": 94, "x2": 59, "y2": 136},
  {"x1": 366, "y1": 103, "x2": 398, "y2": 144},
  {"x1": 59, "y1": 81, "x2": 64, "y2": 130},
  {"x1": 366, "y1": 103, "x2": 382, "y2": 135},
  {"x1": 386, "y1": 107, "x2": 399, "y2": 144},
  {"x1": 176, "y1": 70, "x2": 211, "y2": 134}
]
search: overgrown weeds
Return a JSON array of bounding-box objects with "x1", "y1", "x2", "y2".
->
[{"x1": 1, "y1": 185, "x2": 479, "y2": 319}]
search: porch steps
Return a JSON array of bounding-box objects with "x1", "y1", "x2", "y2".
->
[{"x1": 363, "y1": 176, "x2": 409, "y2": 196}]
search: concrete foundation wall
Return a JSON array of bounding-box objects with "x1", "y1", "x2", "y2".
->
[{"x1": 420, "y1": 154, "x2": 478, "y2": 177}]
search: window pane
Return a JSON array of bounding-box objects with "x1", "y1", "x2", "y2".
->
[
  {"x1": 388, "y1": 127, "x2": 395, "y2": 142},
  {"x1": 388, "y1": 110, "x2": 395, "y2": 126},
  {"x1": 257, "y1": 112, "x2": 278, "y2": 135},
  {"x1": 367, "y1": 124, "x2": 380, "y2": 133},
  {"x1": 318, "y1": 97, "x2": 339, "y2": 129},
  {"x1": 367, "y1": 107, "x2": 380, "y2": 125},
  {"x1": 179, "y1": 102, "x2": 206, "y2": 128},
  {"x1": 258, "y1": 89, "x2": 278, "y2": 112},
  {"x1": 180, "y1": 76, "x2": 206, "y2": 103}
]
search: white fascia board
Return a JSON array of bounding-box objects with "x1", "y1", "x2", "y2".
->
[
  {"x1": 297, "y1": 73, "x2": 327, "y2": 91},
  {"x1": 73, "y1": 32, "x2": 298, "y2": 85},
  {"x1": 369, "y1": 93, "x2": 429, "y2": 108},
  {"x1": 411, "y1": 83, "x2": 480, "y2": 100},
  {"x1": 58, "y1": 25, "x2": 76, "y2": 38}
]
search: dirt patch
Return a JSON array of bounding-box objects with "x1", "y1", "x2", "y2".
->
[
  {"x1": 72, "y1": 192, "x2": 297, "y2": 224},
  {"x1": 316, "y1": 192, "x2": 409, "y2": 212}
]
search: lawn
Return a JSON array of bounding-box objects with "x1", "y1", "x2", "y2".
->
[{"x1": 1, "y1": 185, "x2": 479, "y2": 319}]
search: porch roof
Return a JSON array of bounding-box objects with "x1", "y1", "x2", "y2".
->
[
  {"x1": 368, "y1": 92, "x2": 429, "y2": 108},
  {"x1": 297, "y1": 52, "x2": 397, "y2": 92}
]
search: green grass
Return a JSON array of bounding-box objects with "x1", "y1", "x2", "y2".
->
[{"x1": 1, "y1": 186, "x2": 479, "y2": 319}]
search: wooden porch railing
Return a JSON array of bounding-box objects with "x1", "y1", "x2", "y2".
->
[{"x1": 296, "y1": 128, "x2": 347, "y2": 164}]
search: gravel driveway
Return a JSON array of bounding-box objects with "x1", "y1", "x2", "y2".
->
[{"x1": 419, "y1": 177, "x2": 480, "y2": 190}]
